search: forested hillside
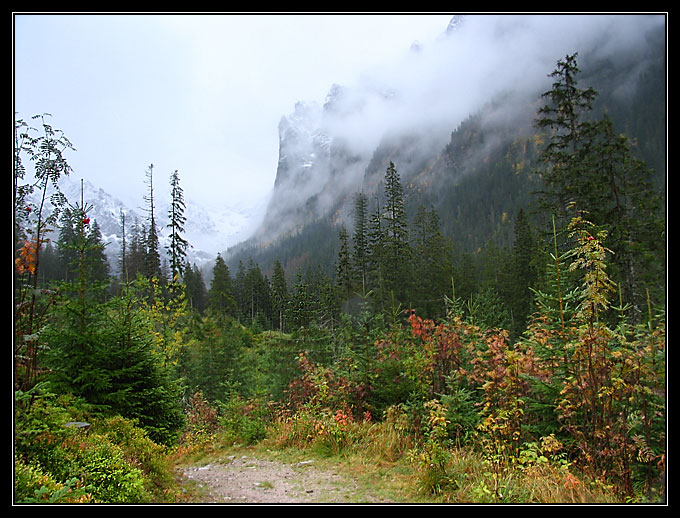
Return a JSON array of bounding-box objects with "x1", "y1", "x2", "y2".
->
[
  {"x1": 225, "y1": 20, "x2": 665, "y2": 297},
  {"x1": 14, "y1": 22, "x2": 665, "y2": 504}
]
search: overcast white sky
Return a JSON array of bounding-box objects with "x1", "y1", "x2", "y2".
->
[{"x1": 13, "y1": 13, "x2": 454, "y2": 214}]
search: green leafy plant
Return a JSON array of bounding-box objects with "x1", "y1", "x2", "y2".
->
[
  {"x1": 14, "y1": 457, "x2": 92, "y2": 503},
  {"x1": 408, "y1": 399, "x2": 453, "y2": 496},
  {"x1": 218, "y1": 390, "x2": 269, "y2": 446}
]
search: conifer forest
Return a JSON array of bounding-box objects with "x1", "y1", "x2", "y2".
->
[{"x1": 14, "y1": 45, "x2": 666, "y2": 504}]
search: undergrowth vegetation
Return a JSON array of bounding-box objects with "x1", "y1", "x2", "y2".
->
[
  {"x1": 14, "y1": 387, "x2": 183, "y2": 503},
  {"x1": 13, "y1": 216, "x2": 666, "y2": 504},
  {"x1": 13, "y1": 260, "x2": 666, "y2": 504},
  {"x1": 176, "y1": 224, "x2": 665, "y2": 503}
]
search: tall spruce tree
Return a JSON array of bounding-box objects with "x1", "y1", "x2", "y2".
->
[
  {"x1": 55, "y1": 207, "x2": 108, "y2": 289},
  {"x1": 535, "y1": 53, "x2": 599, "y2": 224},
  {"x1": 243, "y1": 260, "x2": 272, "y2": 327},
  {"x1": 582, "y1": 115, "x2": 664, "y2": 314},
  {"x1": 287, "y1": 270, "x2": 312, "y2": 330},
  {"x1": 44, "y1": 285, "x2": 185, "y2": 445},
  {"x1": 412, "y1": 205, "x2": 454, "y2": 319},
  {"x1": 536, "y1": 53, "x2": 665, "y2": 316},
  {"x1": 118, "y1": 209, "x2": 127, "y2": 279},
  {"x1": 381, "y1": 162, "x2": 412, "y2": 306},
  {"x1": 125, "y1": 217, "x2": 147, "y2": 281},
  {"x1": 317, "y1": 269, "x2": 341, "y2": 331},
  {"x1": 271, "y1": 259, "x2": 288, "y2": 332},
  {"x1": 166, "y1": 169, "x2": 189, "y2": 281},
  {"x1": 43, "y1": 183, "x2": 183, "y2": 445},
  {"x1": 336, "y1": 225, "x2": 353, "y2": 302},
  {"x1": 366, "y1": 199, "x2": 386, "y2": 308},
  {"x1": 87, "y1": 220, "x2": 110, "y2": 289},
  {"x1": 508, "y1": 208, "x2": 539, "y2": 337},
  {"x1": 207, "y1": 254, "x2": 237, "y2": 316},
  {"x1": 352, "y1": 192, "x2": 370, "y2": 294},
  {"x1": 184, "y1": 262, "x2": 208, "y2": 313},
  {"x1": 143, "y1": 164, "x2": 162, "y2": 281},
  {"x1": 233, "y1": 260, "x2": 247, "y2": 321},
  {"x1": 56, "y1": 208, "x2": 79, "y2": 282}
]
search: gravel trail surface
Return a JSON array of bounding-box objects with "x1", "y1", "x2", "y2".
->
[{"x1": 181, "y1": 454, "x2": 388, "y2": 504}]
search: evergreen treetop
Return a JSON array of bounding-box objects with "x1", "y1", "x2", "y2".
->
[
  {"x1": 143, "y1": 164, "x2": 162, "y2": 281},
  {"x1": 167, "y1": 169, "x2": 189, "y2": 281}
]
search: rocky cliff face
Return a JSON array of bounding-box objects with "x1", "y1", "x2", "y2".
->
[
  {"x1": 252, "y1": 14, "x2": 477, "y2": 245},
  {"x1": 231, "y1": 14, "x2": 665, "y2": 274},
  {"x1": 262, "y1": 101, "x2": 332, "y2": 239},
  {"x1": 256, "y1": 85, "x2": 454, "y2": 246},
  {"x1": 257, "y1": 84, "x2": 381, "y2": 243}
]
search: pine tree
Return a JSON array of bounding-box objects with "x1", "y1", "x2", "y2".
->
[
  {"x1": 243, "y1": 260, "x2": 272, "y2": 327},
  {"x1": 366, "y1": 200, "x2": 386, "y2": 309},
  {"x1": 55, "y1": 208, "x2": 108, "y2": 290},
  {"x1": 118, "y1": 209, "x2": 127, "y2": 279},
  {"x1": 125, "y1": 217, "x2": 147, "y2": 281},
  {"x1": 41, "y1": 185, "x2": 184, "y2": 442},
  {"x1": 336, "y1": 225, "x2": 353, "y2": 302},
  {"x1": 508, "y1": 208, "x2": 538, "y2": 337},
  {"x1": 412, "y1": 205, "x2": 454, "y2": 318},
  {"x1": 271, "y1": 259, "x2": 288, "y2": 332},
  {"x1": 56, "y1": 208, "x2": 79, "y2": 282},
  {"x1": 166, "y1": 169, "x2": 189, "y2": 281},
  {"x1": 233, "y1": 260, "x2": 247, "y2": 321},
  {"x1": 87, "y1": 220, "x2": 110, "y2": 289},
  {"x1": 287, "y1": 271, "x2": 312, "y2": 330},
  {"x1": 582, "y1": 115, "x2": 664, "y2": 315},
  {"x1": 184, "y1": 262, "x2": 208, "y2": 313},
  {"x1": 381, "y1": 162, "x2": 412, "y2": 306},
  {"x1": 143, "y1": 164, "x2": 162, "y2": 281},
  {"x1": 535, "y1": 53, "x2": 665, "y2": 317},
  {"x1": 352, "y1": 192, "x2": 370, "y2": 294},
  {"x1": 535, "y1": 53, "x2": 599, "y2": 224},
  {"x1": 364, "y1": 164, "x2": 412, "y2": 311},
  {"x1": 317, "y1": 270, "x2": 341, "y2": 331},
  {"x1": 468, "y1": 285, "x2": 512, "y2": 331},
  {"x1": 207, "y1": 254, "x2": 237, "y2": 316},
  {"x1": 44, "y1": 285, "x2": 185, "y2": 445}
]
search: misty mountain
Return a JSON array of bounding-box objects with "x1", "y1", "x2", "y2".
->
[
  {"x1": 28, "y1": 176, "x2": 257, "y2": 275},
  {"x1": 226, "y1": 14, "x2": 665, "y2": 276}
]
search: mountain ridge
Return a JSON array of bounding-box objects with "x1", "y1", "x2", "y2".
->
[
  {"x1": 27, "y1": 175, "x2": 259, "y2": 275},
  {"x1": 224, "y1": 14, "x2": 665, "y2": 277}
]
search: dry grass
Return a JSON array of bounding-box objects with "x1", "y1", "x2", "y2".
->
[{"x1": 205, "y1": 409, "x2": 627, "y2": 504}]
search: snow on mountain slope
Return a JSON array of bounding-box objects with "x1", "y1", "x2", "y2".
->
[{"x1": 25, "y1": 176, "x2": 258, "y2": 272}]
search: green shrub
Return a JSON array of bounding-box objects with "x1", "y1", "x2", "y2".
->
[
  {"x1": 74, "y1": 440, "x2": 148, "y2": 503},
  {"x1": 94, "y1": 415, "x2": 174, "y2": 499},
  {"x1": 14, "y1": 386, "x2": 180, "y2": 503},
  {"x1": 14, "y1": 457, "x2": 92, "y2": 503},
  {"x1": 441, "y1": 375, "x2": 480, "y2": 446},
  {"x1": 408, "y1": 400, "x2": 454, "y2": 496},
  {"x1": 14, "y1": 387, "x2": 83, "y2": 479},
  {"x1": 218, "y1": 392, "x2": 268, "y2": 446}
]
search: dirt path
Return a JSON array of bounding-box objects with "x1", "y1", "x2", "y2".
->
[{"x1": 180, "y1": 454, "x2": 390, "y2": 504}]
